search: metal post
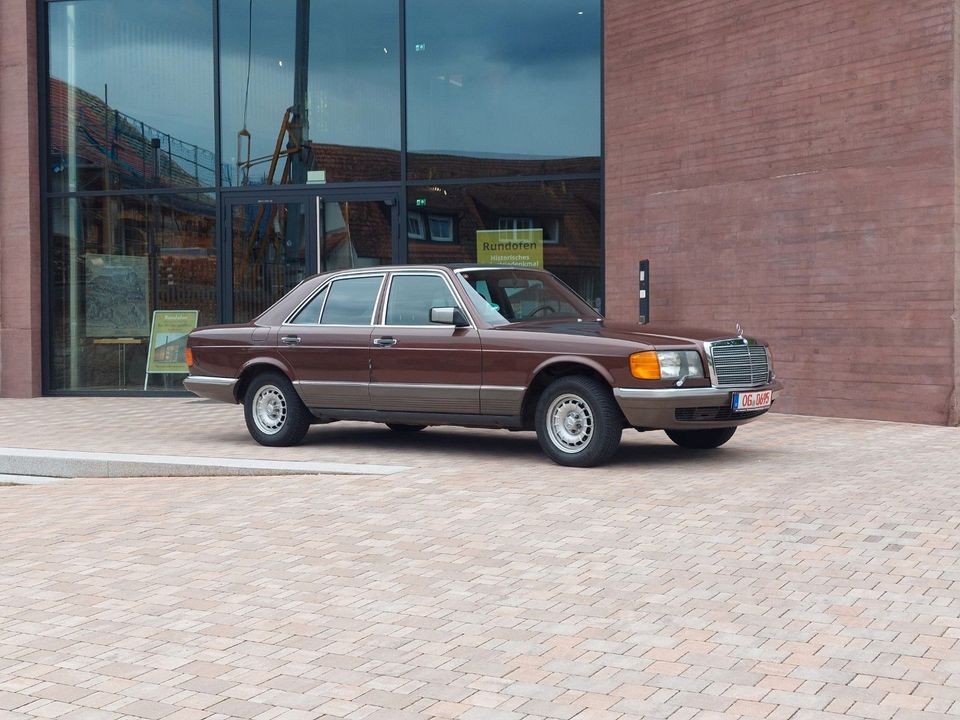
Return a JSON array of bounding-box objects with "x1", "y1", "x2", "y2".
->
[
  {"x1": 66, "y1": 4, "x2": 80, "y2": 388},
  {"x1": 291, "y1": 0, "x2": 310, "y2": 185}
]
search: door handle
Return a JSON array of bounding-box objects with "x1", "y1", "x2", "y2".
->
[
  {"x1": 281, "y1": 335, "x2": 301, "y2": 346},
  {"x1": 373, "y1": 337, "x2": 397, "y2": 347}
]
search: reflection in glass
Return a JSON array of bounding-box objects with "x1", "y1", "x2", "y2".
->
[
  {"x1": 319, "y1": 199, "x2": 393, "y2": 273},
  {"x1": 321, "y1": 276, "x2": 384, "y2": 325},
  {"x1": 407, "y1": 180, "x2": 602, "y2": 307},
  {"x1": 47, "y1": 0, "x2": 215, "y2": 191},
  {"x1": 220, "y1": 0, "x2": 400, "y2": 186},
  {"x1": 406, "y1": 0, "x2": 601, "y2": 180},
  {"x1": 49, "y1": 194, "x2": 217, "y2": 391},
  {"x1": 231, "y1": 201, "x2": 307, "y2": 324}
]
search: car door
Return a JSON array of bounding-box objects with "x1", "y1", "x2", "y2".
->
[
  {"x1": 278, "y1": 273, "x2": 384, "y2": 409},
  {"x1": 369, "y1": 271, "x2": 482, "y2": 414}
]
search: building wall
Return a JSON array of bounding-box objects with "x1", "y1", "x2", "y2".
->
[
  {"x1": 605, "y1": 0, "x2": 960, "y2": 425},
  {"x1": 0, "y1": 0, "x2": 42, "y2": 398}
]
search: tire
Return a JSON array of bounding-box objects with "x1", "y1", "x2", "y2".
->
[
  {"x1": 665, "y1": 426, "x2": 737, "y2": 449},
  {"x1": 535, "y1": 376, "x2": 623, "y2": 467},
  {"x1": 386, "y1": 423, "x2": 427, "y2": 432},
  {"x1": 243, "y1": 371, "x2": 312, "y2": 447}
]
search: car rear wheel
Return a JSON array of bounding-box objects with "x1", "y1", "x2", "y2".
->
[
  {"x1": 243, "y1": 371, "x2": 312, "y2": 447},
  {"x1": 535, "y1": 376, "x2": 622, "y2": 467},
  {"x1": 385, "y1": 423, "x2": 426, "y2": 432},
  {"x1": 665, "y1": 426, "x2": 737, "y2": 449}
]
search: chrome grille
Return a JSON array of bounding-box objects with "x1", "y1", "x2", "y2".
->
[{"x1": 710, "y1": 342, "x2": 770, "y2": 388}]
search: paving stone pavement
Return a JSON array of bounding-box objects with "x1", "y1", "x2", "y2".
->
[{"x1": 0, "y1": 398, "x2": 959, "y2": 719}]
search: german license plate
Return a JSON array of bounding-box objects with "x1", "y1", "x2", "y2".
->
[{"x1": 732, "y1": 389, "x2": 772, "y2": 412}]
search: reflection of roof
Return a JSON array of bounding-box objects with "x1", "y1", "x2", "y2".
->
[
  {"x1": 48, "y1": 77, "x2": 223, "y2": 189},
  {"x1": 301, "y1": 142, "x2": 599, "y2": 185}
]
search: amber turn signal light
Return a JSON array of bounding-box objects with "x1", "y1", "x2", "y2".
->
[
  {"x1": 629, "y1": 351, "x2": 661, "y2": 380},
  {"x1": 184, "y1": 347, "x2": 194, "y2": 367}
]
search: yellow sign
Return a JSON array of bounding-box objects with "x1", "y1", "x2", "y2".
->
[
  {"x1": 476, "y1": 228, "x2": 543, "y2": 268},
  {"x1": 145, "y1": 310, "x2": 199, "y2": 374}
]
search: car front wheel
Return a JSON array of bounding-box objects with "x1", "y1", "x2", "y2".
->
[
  {"x1": 535, "y1": 376, "x2": 623, "y2": 467},
  {"x1": 665, "y1": 426, "x2": 736, "y2": 449},
  {"x1": 243, "y1": 371, "x2": 312, "y2": 447}
]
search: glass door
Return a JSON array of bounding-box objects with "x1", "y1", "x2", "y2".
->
[
  {"x1": 224, "y1": 191, "x2": 397, "y2": 323},
  {"x1": 316, "y1": 195, "x2": 395, "y2": 274},
  {"x1": 228, "y1": 198, "x2": 310, "y2": 324}
]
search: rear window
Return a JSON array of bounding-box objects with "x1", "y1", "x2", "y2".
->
[{"x1": 320, "y1": 276, "x2": 383, "y2": 325}]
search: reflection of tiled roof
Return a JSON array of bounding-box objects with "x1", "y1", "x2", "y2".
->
[
  {"x1": 302, "y1": 143, "x2": 598, "y2": 185},
  {"x1": 48, "y1": 77, "x2": 219, "y2": 190}
]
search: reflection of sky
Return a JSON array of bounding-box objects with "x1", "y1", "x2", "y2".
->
[
  {"x1": 48, "y1": 0, "x2": 215, "y2": 152},
  {"x1": 48, "y1": 0, "x2": 601, "y2": 166},
  {"x1": 406, "y1": 0, "x2": 601, "y2": 158},
  {"x1": 219, "y1": 0, "x2": 401, "y2": 170}
]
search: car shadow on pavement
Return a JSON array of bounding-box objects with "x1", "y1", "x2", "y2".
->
[{"x1": 288, "y1": 424, "x2": 774, "y2": 469}]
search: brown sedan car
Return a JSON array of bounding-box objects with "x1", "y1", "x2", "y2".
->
[{"x1": 184, "y1": 265, "x2": 783, "y2": 466}]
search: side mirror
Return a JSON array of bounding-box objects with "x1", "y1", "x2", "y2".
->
[{"x1": 430, "y1": 306, "x2": 469, "y2": 327}]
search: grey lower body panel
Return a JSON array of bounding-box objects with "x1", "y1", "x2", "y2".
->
[
  {"x1": 614, "y1": 381, "x2": 784, "y2": 430},
  {"x1": 296, "y1": 381, "x2": 526, "y2": 416},
  {"x1": 293, "y1": 380, "x2": 369, "y2": 409},
  {"x1": 183, "y1": 376, "x2": 238, "y2": 404},
  {"x1": 308, "y1": 408, "x2": 524, "y2": 430},
  {"x1": 369, "y1": 383, "x2": 481, "y2": 414}
]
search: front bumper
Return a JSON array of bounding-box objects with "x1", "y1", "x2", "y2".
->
[
  {"x1": 183, "y1": 375, "x2": 238, "y2": 404},
  {"x1": 614, "y1": 380, "x2": 784, "y2": 430}
]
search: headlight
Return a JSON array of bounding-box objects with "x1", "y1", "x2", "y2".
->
[
  {"x1": 629, "y1": 350, "x2": 704, "y2": 380},
  {"x1": 657, "y1": 350, "x2": 704, "y2": 380}
]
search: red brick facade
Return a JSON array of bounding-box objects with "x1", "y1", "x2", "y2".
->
[
  {"x1": 605, "y1": 0, "x2": 960, "y2": 425},
  {"x1": 0, "y1": 0, "x2": 42, "y2": 398}
]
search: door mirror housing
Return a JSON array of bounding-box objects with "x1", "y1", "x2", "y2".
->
[{"x1": 430, "y1": 306, "x2": 469, "y2": 327}]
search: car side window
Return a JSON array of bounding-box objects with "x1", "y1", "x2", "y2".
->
[
  {"x1": 385, "y1": 275, "x2": 459, "y2": 326},
  {"x1": 289, "y1": 287, "x2": 328, "y2": 325},
  {"x1": 320, "y1": 276, "x2": 383, "y2": 325}
]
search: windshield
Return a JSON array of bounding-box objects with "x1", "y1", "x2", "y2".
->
[{"x1": 456, "y1": 269, "x2": 600, "y2": 325}]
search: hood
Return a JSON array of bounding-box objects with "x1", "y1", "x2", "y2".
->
[{"x1": 497, "y1": 319, "x2": 754, "y2": 346}]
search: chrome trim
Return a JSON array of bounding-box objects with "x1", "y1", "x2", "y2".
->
[
  {"x1": 183, "y1": 375, "x2": 239, "y2": 404},
  {"x1": 614, "y1": 383, "x2": 782, "y2": 401},
  {"x1": 283, "y1": 280, "x2": 330, "y2": 326},
  {"x1": 282, "y1": 272, "x2": 386, "y2": 327},
  {"x1": 294, "y1": 380, "x2": 367, "y2": 388},
  {"x1": 704, "y1": 337, "x2": 770, "y2": 388},
  {"x1": 370, "y1": 382, "x2": 481, "y2": 391},
  {"x1": 185, "y1": 375, "x2": 236, "y2": 387}
]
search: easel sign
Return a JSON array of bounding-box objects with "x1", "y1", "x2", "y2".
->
[{"x1": 144, "y1": 310, "x2": 199, "y2": 389}]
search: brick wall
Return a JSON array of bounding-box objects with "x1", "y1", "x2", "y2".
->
[
  {"x1": 605, "y1": 0, "x2": 959, "y2": 424},
  {"x1": 0, "y1": 0, "x2": 42, "y2": 397}
]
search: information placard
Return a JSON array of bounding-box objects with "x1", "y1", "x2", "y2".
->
[
  {"x1": 145, "y1": 310, "x2": 199, "y2": 376},
  {"x1": 476, "y1": 228, "x2": 543, "y2": 268}
]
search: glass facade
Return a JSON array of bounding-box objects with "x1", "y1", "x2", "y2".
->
[
  {"x1": 219, "y1": 0, "x2": 401, "y2": 186},
  {"x1": 42, "y1": 0, "x2": 602, "y2": 393},
  {"x1": 47, "y1": 0, "x2": 215, "y2": 191},
  {"x1": 48, "y1": 193, "x2": 217, "y2": 391}
]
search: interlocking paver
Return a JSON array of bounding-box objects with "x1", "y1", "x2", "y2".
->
[{"x1": 0, "y1": 399, "x2": 959, "y2": 719}]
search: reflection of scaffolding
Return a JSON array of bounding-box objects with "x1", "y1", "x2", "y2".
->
[
  {"x1": 235, "y1": 106, "x2": 303, "y2": 188},
  {"x1": 235, "y1": 108, "x2": 305, "y2": 283}
]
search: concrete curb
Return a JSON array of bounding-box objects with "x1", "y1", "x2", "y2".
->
[{"x1": 0, "y1": 447, "x2": 411, "y2": 480}]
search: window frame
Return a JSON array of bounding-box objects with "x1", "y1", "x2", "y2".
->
[{"x1": 378, "y1": 270, "x2": 473, "y2": 328}]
